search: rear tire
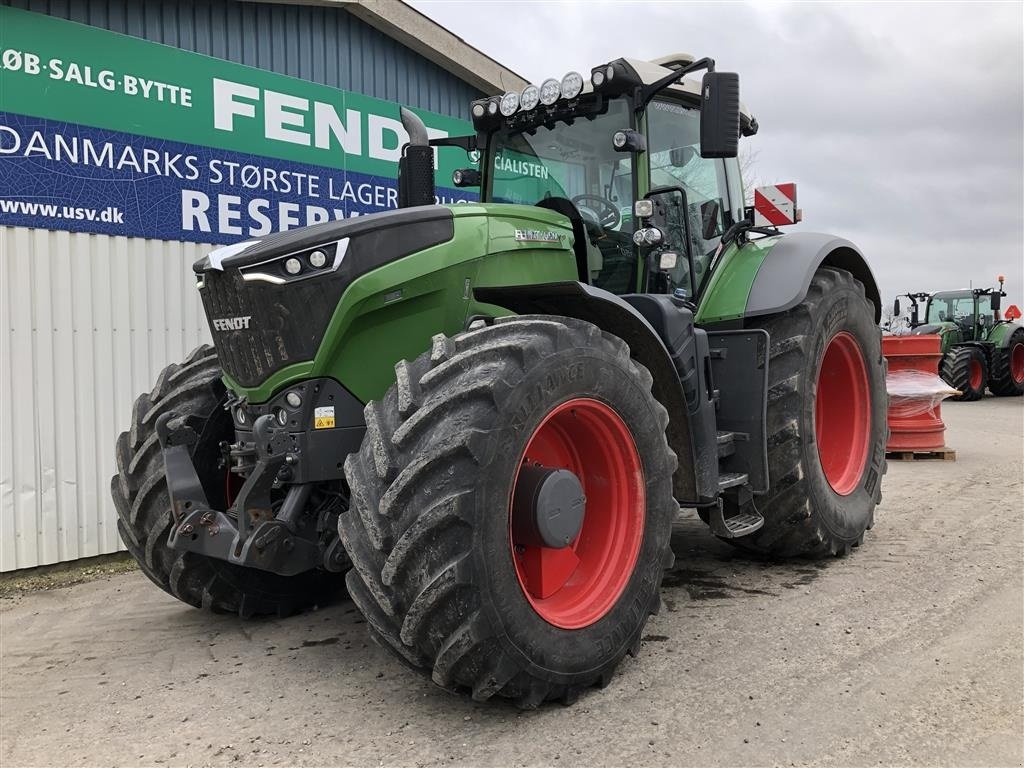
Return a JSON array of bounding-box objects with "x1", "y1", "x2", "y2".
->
[
  {"x1": 111, "y1": 345, "x2": 343, "y2": 617},
  {"x1": 339, "y1": 317, "x2": 677, "y2": 707},
  {"x1": 940, "y1": 346, "x2": 988, "y2": 401},
  {"x1": 988, "y1": 328, "x2": 1024, "y2": 396},
  {"x1": 724, "y1": 267, "x2": 887, "y2": 558}
]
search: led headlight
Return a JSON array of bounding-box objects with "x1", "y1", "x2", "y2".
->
[
  {"x1": 644, "y1": 227, "x2": 664, "y2": 245},
  {"x1": 632, "y1": 227, "x2": 664, "y2": 246},
  {"x1": 499, "y1": 91, "x2": 520, "y2": 116},
  {"x1": 520, "y1": 84, "x2": 540, "y2": 111},
  {"x1": 539, "y1": 78, "x2": 561, "y2": 106},
  {"x1": 561, "y1": 71, "x2": 584, "y2": 99},
  {"x1": 275, "y1": 407, "x2": 288, "y2": 426},
  {"x1": 634, "y1": 200, "x2": 654, "y2": 218},
  {"x1": 284, "y1": 257, "x2": 302, "y2": 275},
  {"x1": 308, "y1": 250, "x2": 327, "y2": 268},
  {"x1": 285, "y1": 391, "x2": 302, "y2": 408},
  {"x1": 235, "y1": 407, "x2": 247, "y2": 425},
  {"x1": 613, "y1": 130, "x2": 628, "y2": 149}
]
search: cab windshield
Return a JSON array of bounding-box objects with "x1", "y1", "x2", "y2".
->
[
  {"x1": 488, "y1": 97, "x2": 637, "y2": 293},
  {"x1": 927, "y1": 291, "x2": 974, "y2": 324}
]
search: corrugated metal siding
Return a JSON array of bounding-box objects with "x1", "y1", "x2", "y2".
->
[
  {"x1": 1, "y1": 0, "x2": 484, "y2": 119},
  {"x1": 1, "y1": 228, "x2": 213, "y2": 570}
]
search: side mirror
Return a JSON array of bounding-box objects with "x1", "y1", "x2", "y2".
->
[
  {"x1": 699, "y1": 71, "x2": 740, "y2": 159},
  {"x1": 991, "y1": 292, "x2": 1002, "y2": 312},
  {"x1": 893, "y1": 298, "x2": 901, "y2": 317},
  {"x1": 700, "y1": 199, "x2": 722, "y2": 240}
]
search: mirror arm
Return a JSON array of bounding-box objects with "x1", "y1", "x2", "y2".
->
[
  {"x1": 637, "y1": 57, "x2": 715, "y2": 111},
  {"x1": 428, "y1": 134, "x2": 478, "y2": 151}
]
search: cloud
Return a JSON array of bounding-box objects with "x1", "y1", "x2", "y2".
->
[{"x1": 411, "y1": 0, "x2": 1024, "y2": 306}]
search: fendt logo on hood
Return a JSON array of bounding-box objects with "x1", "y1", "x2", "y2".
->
[{"x1": 212, "y1": 316, "x2": 252, "y2": 331}]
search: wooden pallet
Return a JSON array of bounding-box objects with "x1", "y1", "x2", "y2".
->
[{"x1": 886, "y1": 447, "x2": 957, "y2": 462}]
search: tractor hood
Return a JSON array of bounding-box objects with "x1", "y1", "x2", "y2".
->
[
  {"x1": 195, "y1": 206, "x2": 457, "y2": 389},
  {"x1": 194, "y1": 204, "x2": 574, "y2": 391}
]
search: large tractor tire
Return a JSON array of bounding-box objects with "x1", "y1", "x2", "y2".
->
[
  {"x1": 988, "y1": 328, "x2": 1024, "y2": 396},
  {"x1": 725, "y1": 267, "x2": 887, "y2": 558},
  {"x1": 340, "y1": 317, "x2": 677, "y2": 708},
  {"x1": 111, "y1": 345, "x2": 342, "y2": 617},
  {"x1": 940, "y1": 346, "x2": 988, "y2": 401}
]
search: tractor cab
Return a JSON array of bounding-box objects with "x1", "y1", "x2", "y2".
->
[{"x1": 413, "y1": 55, "x2": 760, "y2": 303}]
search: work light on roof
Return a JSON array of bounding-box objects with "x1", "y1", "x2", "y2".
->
[
  {"x1": 520, "y1": 84, "x2": 540, "y2": 111},
  {"x1": 499, "y1": 91, "x2": 520, "y2": 117},
  {"x1": 539, "y1": 78, "x2": 561, "y2": 106},
  {"x1": 471, "y1": 100, "x2": 486, "y2": 119},
  {"x1": 487, "y1": 98, "x2": 500, "y2": 116},
  {"x1": 561, "y1": 71, "x2": 584, "y2": 100}
]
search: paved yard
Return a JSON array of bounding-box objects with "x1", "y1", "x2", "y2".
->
[{"x1": 2, "y1": 397, "x2": 1022, "y2": 767}]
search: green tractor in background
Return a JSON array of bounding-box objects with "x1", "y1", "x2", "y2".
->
[
  {"x1": 113, "y1": 54, "x2": 889, "y2": 707},
  {"x1": 898, "y1": 277, "x2": 1024, "y2": 400}
]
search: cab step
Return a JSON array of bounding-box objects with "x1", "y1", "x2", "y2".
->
[
  {"x1": 716, "y1": 431, "x2": 736, "y2": 458},
  {"x1": 717, "y1": 471, "x2": 748, "y2": 490},
  {"x1": 707, "y1": 497, "x2": 764, "y2": 539}
]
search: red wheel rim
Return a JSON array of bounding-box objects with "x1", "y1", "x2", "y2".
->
[
  {"x1": 969, "y1": 358, "x2": 983, "y2": 390},
  {"x1": 509, "y1": 398, "x2": 645, "y2": 630},
  {"x1": 1011, "y1": 343, "x2": 1024, "y2": 384},
  {"x1": 815, "y1": 332, "x2": 870, "y2": 496}
]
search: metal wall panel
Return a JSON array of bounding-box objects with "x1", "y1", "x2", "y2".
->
[
  {"x1": 1, "y1": 228, "x2": 213, "y2": 570},
  {"x1": 1, "y1": 0, "x2": 484, "y2": 119}
]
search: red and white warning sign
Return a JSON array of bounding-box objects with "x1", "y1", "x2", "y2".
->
[{"x1": 753, "y1": 183, "x2": 798, "y2": 226}]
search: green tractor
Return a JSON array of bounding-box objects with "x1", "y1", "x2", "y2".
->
[
  {"x1": 897, "y1": 277, "x2": 1024, "y2": 400},
  {"x1": 112, "y1": 54, "x2": 888, "y2": 707}
]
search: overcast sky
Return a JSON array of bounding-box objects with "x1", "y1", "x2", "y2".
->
[{"x1": 410, "y1": 0, "x2": 1024, "y2": 311}]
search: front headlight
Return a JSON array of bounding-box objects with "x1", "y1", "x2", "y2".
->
[{"x1": 239, "y1": 238, "x2": 349, "y2": 285}]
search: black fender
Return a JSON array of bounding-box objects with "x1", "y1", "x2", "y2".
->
[
  {"x1": 475, "y1": 282, "x2": 700, "y2": 502},
  {"x1": 746, "y1": 233, "x2": 882, "y2": 323}
]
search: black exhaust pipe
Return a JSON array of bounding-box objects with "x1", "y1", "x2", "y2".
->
[{"x1": 397, "y1": 107, "x2": 435, "y2": 208}]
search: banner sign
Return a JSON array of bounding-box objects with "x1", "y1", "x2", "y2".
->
[{"x1": 0, "y1": 7, "x2": 477, "y2": 244}]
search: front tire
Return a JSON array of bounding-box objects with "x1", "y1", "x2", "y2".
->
[
  {"x1": 940, "y1": 346, "x2": 988, "y2": 401},
  {"x1": 111, "y1": 345, "x2": 342, "y2": 617},
  {"x1": 725, "y1": 267, "x2": 887, "y2": 558},
  {"x1": 339, "y1": 317, "x2": 677, "y2": 707},
  {"x1": 988, "y1": 328, "x2": 1024, "y2": 396}
]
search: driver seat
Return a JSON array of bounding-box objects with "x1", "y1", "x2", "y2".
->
[{"x1": 534, "y1": 197, "x2": 602, "y2": 284}]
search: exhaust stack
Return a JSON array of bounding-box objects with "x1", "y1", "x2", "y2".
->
[{"x1": 397, "y1": 107, "x2": 436, "y2": 208}]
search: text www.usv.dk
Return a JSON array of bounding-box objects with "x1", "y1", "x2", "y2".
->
[{"x1": 0, "y1": 199, "x2": 124, "y2": 223}]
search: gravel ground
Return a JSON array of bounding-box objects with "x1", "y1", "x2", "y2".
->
[{"x1": 2, "y1": 396, "x2": 1022, "y2": 768}]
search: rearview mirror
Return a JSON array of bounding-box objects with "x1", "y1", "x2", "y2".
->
[
  {"x1": 991, "y1": 293, "x2": 1002, "y2": 312},
  {"x1": 670, "y1": 146, "x2": 695, "y2": 168},
  {"x1": 699, "y1": 72, "x2": 740, "y2": 159},
  {"x1": 893, "y1": 298, "x2": 901, "y2": 316}
]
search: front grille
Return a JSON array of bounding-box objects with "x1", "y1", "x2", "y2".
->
[{"x1": 201, "y1": 267, "x2": 347, "y2": 388}]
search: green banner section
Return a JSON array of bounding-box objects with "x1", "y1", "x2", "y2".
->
[{"x1": 0, "y1": 6, "x2": 473, "y2": 180}]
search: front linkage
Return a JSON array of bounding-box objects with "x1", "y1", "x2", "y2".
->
[{"x1": 157, "y1": 391, "x2": 351, "y2": 577}]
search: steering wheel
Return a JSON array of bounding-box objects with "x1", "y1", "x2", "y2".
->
[{"x1": 571, "y1": 194, "x2": 621, "y2": 230}]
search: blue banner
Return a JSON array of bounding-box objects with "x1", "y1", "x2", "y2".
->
[{"x1": 0, "y1": 112, "x2": 475, "y2": 245}]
